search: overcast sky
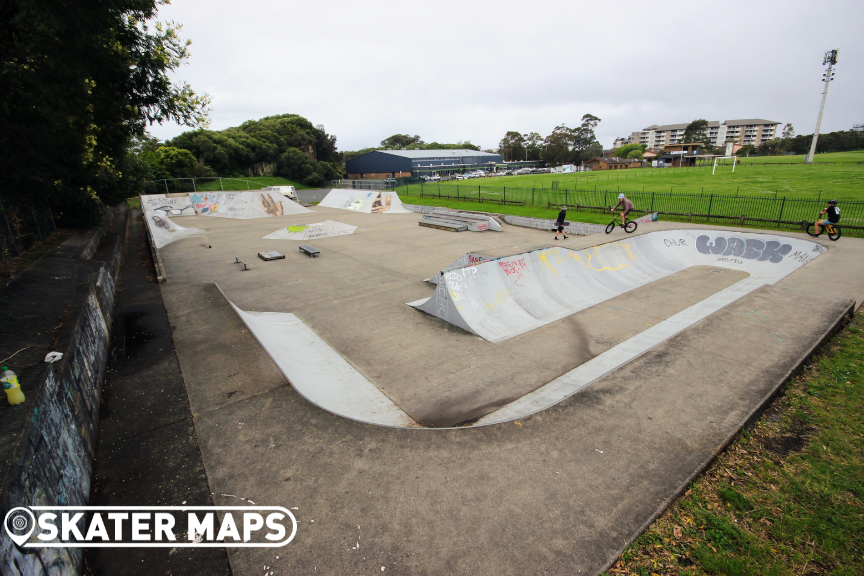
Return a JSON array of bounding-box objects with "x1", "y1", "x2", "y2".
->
[{"x1": 147, "y1": 0, "x2": 863, "y2": 151}]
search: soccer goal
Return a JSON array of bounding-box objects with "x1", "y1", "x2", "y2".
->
[{"x1": 712, "y1": 156, "x2": 737, "y2": 175}]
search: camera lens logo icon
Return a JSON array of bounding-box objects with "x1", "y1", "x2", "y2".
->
[{"x1": 4, "y1": 508, "x2": 36, "y2": 546}]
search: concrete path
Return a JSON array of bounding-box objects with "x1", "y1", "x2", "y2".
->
[{"x1": 85, "y1": 210, "x2": 231, "y2": 575}]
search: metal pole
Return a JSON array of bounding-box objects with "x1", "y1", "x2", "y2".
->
[
  {"x1": 164, "y1": 179, "x2": 170, "y2": 193},
  {"x1": 806, "y1": 50, "x2": 838, "y2": 163},
  {"x1": 220, "y1": 177, "x2": 224, "y2": 191},
  {"x1": 193, "y1": 178, "x2": 197, "y2": 192}
]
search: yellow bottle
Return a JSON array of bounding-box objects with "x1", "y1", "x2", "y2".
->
[{"x1": 1, "y1": 366, "x2": 25, "y2": 405}]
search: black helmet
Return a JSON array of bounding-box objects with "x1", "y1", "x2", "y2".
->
[{"x1": 827, "y1": 199, "x2": 838, "y2": 204}]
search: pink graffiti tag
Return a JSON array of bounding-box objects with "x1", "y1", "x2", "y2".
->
[
  {"x1": 499, "y1": 258, "x2": 529, "y2": 286},
  {"x1": 468, "y1": 254, "x2": 482, "y2": 264}
]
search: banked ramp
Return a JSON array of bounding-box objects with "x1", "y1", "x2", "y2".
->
[
  {"x1": 318, "y1": 189, "x2": 412, "y2": 213},
  {"x1": 410, "y1": 229, "x2": 826, "y2": 343},
  {"x1": 141, "y1": 191, "x2": 312, "y2": 218}
]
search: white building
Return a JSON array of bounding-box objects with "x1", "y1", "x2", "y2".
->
[{"x1": 620, "y1": 119, "x2": 781, "y2": 149}]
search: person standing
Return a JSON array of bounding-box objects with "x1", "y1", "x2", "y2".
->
[{"x1": 554, "y1": 205, "x2": 568, "y2": 240}]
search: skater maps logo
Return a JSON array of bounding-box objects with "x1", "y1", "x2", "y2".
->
[{"x1": 4, "y1": 506, "x2": 296, "y2": 548}]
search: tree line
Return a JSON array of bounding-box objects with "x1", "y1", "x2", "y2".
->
[
  {"x1": 0, "y1": 0, "x2": 211, "y2": 226},
  {"x1": 146, "y1": 114, "x2": 343, "y2": 190},
  {"x1": 497, "y1": 114, "x2": 604, "y2": 165},
  {"x1": 747, "y1": 128, "x2": 864, "y2": 157}
]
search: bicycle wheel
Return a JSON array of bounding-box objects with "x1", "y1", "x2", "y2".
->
[
  {"x1": 828, "y1": 227, "x2": 842, "y2": 241},
  {"x1": 805, "y1": 223, "x2": 821, "y2": 237},
  {"x1": 605, "y1": 221, "x2": 615, "y2": 234},
  {"x1": 624, "y1": 221, "x2": 637, "y2": 233}
]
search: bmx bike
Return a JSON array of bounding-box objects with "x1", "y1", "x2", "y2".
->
[
  {"x1": 805, "y1": 218, "x2": 841, "y2": 241},
  {"x1": 605, "y1": 213, "x2": 637, "y2": 234}
]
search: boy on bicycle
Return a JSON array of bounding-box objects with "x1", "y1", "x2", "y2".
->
[
  {"x1": 814, "y1": 199, "x2": 840, "y2": 235},
  {"x1": 612, "y1": 193, "x2": 634, "y2": 226}
]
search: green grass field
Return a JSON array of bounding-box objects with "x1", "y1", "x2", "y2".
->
[
  {"x1": 409, "y1": 150, "x2": 864, "y2": 200},
  {"x1": 603, "y1": 315, "x2": 864, "y2": 575},
  {"x1": 736, "y1": 150, "x2": 864, "y2": 165},
  {"x1": 395, "y1": 151, "x2": 864, "y2": 236}
]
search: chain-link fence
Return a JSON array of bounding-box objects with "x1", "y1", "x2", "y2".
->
[
  {"x1": 399, "y1": 183, "x2": 864, "y2": 237},
  {"x1": 0, "y1": 196, "x2": 57, "y2": 259}
]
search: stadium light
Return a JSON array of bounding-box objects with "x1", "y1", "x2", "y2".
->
[{"x1": 805, "y1": 49, "x2": 839, "y2": 163}]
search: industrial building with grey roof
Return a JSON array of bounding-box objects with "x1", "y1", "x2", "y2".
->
[{"x1": 345, "y1": 149, "x2": 503, "y2": 179}]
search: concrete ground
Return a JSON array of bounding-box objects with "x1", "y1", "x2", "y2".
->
[
  {"x1": 296, "y1": 188, "x2": 334, "y2": 205},
  {"x1": 152, "y1": 206, "x2": 862, "y2": 575},
  {"x1": 85, "y1": 210, "x2": 231, "y2": 575}
]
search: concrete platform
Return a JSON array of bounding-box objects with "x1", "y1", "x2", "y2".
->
[{"x1": 151, "y1": 207, "x2": 863, "y2": 574}]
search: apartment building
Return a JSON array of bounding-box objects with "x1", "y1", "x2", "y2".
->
[{"x1": 616, "y1": 119, "x2": 781, "y2": 149}]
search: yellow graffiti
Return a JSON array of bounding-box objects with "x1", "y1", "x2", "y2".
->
[
  {"x1": 567, "y1": 243, "x2": 635, "y2": 272},
  {"x1": 486, "y1": 290, "x2": 510, "y2": 311},
  {"x1": 538, "y1": 252, "x2": 558, "y2": 275}
]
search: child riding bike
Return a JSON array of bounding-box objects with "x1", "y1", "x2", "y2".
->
[{"x1": 813, "y1": 199, "x2": 840, "y2": 235}]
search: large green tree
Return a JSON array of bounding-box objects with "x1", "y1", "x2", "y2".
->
[
  {"x1": 543, "y1": 125, "x2": 575, "y2": 165},
  {"x1": 0, "y1": 0, "x2": 211, "y2": 224},
  {"x1": 498, "y1": 131, "x2": 526, "y2": 162},
  {"x1": 380, "y1": 134, "x2": 425, "y2": 148},
  {"x1": 572, "y1": 114, "x2": 602, "y2": 160},
  {"x1": 682, "y1": 119, "x2": 710, "y2": 145},
  {"x1": 166, "y1": 114, "x2": 342, "y2": 186},
  {"x1": 524, "y1": 132, "x2": 543, "y2": 161}
]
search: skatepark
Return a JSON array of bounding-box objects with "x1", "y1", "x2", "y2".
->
[{"x1": 140, "y1": 189, "x2": 861, "y2": 574}]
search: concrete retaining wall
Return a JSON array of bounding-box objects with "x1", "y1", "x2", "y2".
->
[
  {"x1": 500, "y1": 214, "x2": 605, "y2": 236},
  {"x1": 0, "y1": 207, "x2": 126, "y2": 575}
]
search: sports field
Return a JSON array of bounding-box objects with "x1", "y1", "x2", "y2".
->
[
  {"x1": 396, "y1": 151, "x2": 864, "y2": 236},
  {"x1": 408, "y1": 150, "x2": 864, "y2": 200}
]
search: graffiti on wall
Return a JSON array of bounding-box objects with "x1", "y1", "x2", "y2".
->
[
  {"x1": 498, "y1": 258, "x2": 529, "y2": 287},
  {"x1": 695, "y1": 235, "x2": 795, "y2": 263}
]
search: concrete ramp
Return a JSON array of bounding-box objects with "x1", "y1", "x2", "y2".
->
[
  {"x1": 318, "y1": 189, "x2": 412, "y2": 213},
  {"x1": 263, "y1": 220, "x2": 357, "y2": 241},
  {"x1": 410, "y1": 229, "x2": 826, "y2": 343},
  {"x1": 140, "y1": 194, "x2": 196, "y2": 216},
  {"x1": 427, "y1": 252, "x2": 492, "y2": 285},
  {"x1": 141, "y1": 191, "x2": 311, "y2": 218},
  {"x1": 189, "y1": 191, "x2": 312, "y2": 218},
  {"x1": 224, "y1": 295, "x2": 418, "y2": 428},
  {"x1": 143, "y1": 210, "x2": 204, "y2": 248}
]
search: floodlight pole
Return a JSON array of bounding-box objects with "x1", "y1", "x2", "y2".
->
[{"x1": 805, "y1": 49, "x2": 838, "y2": 164}]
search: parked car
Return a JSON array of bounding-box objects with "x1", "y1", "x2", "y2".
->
[{"x1": 261, "y1": 186, "x2": 297, "y2": 202}]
